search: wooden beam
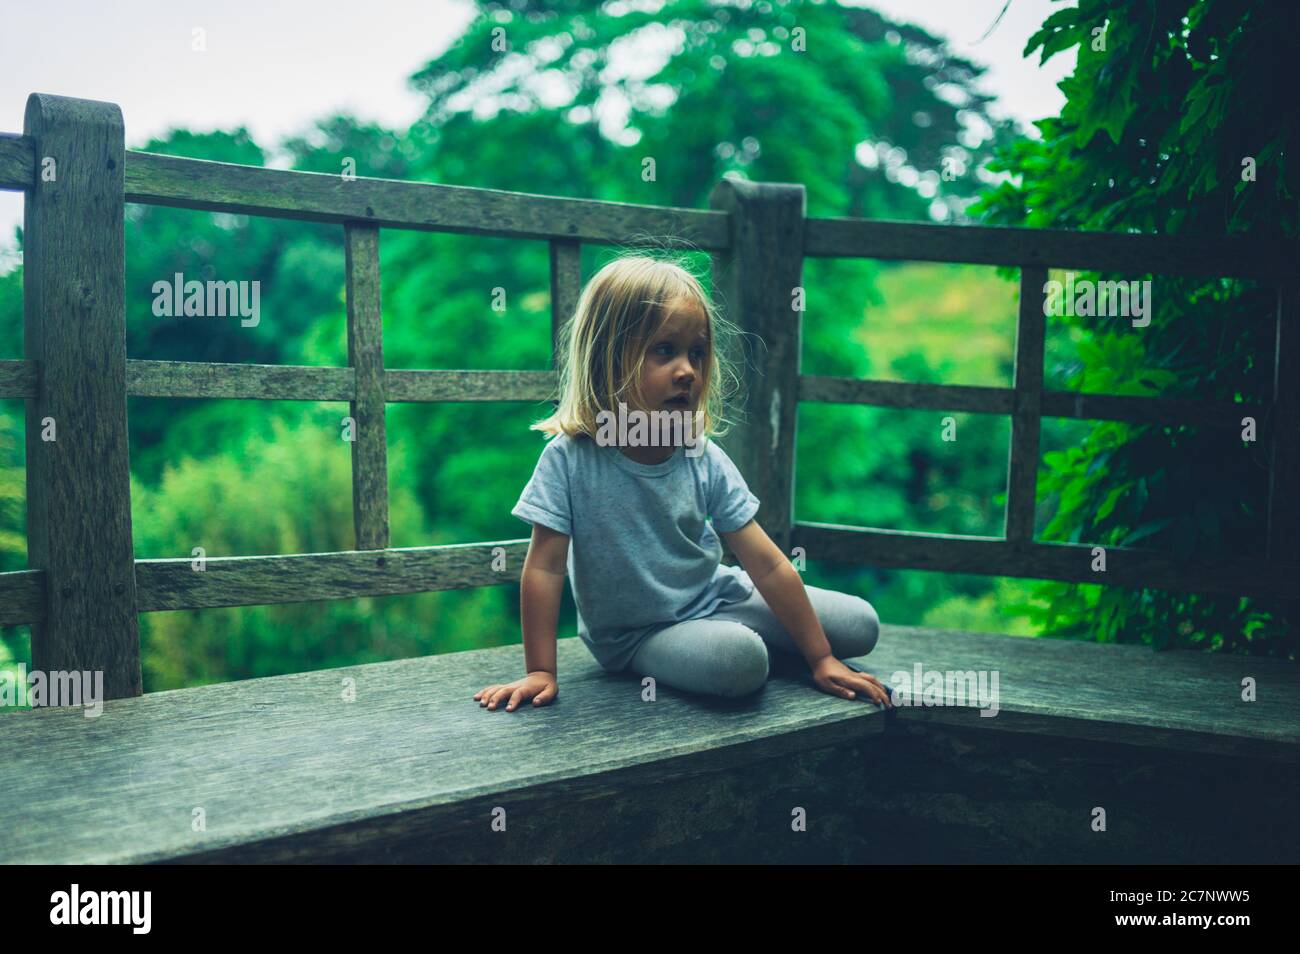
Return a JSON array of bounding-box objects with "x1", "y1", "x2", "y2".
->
[
  {"x1": 0, "y1": 132, "x2": 35, "y2": 191},
  {"x1": 799, "y1": 375, "x2": 1267, "y2": 429},
  {"x1": 133, "y1": 541, "x2": 530, "y2": 611},
  {"x1": 1267, "y1": 280, "x2": 1300, "y2": 564},
  {"x1": 124, "y1": 151, "x2": 730, "y2": 249},
  {"x1": 22, "y1": 93, "x2": 140, "y2": 699},
  {"x1": 549, "y1": 239, "x2": 582, "y2": 369},
  {"x1": 383, "y1": 369, "x2": 555, "y2": 403},
  {"x1": 121, "y1": 361, "x2": 562, "y2": 404},
  {"x1": 804, "y1": 217, "x2": 1295, "y2": 281},
  {"x1": 345, "y1": 224, "x2": 388, "y2": 550},
  {"x1": 792, "y1": 523, "x2": 1300, "y2": 601},
  {"x1": 1267, "y1": 279, "x2": 1300, "y2": 638},
  {"x1": 709, "y1": 178, "x2": 806, "y2": 554},
  {"x1": 127, "y1": 359, "x2": 354, "y2": 400},
  {"x1": 1006, "y1": 267, "x2": 1046, "y2": 541},
  {"x1": 0, "y1": 569, "x2": 45, "y2": 625},
  {"x1": 0, "y1": 359, "x2": 37, "y2": 398}
]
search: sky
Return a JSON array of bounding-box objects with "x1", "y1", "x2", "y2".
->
[{"x1": 0, "y1": 0, "x2": 1076, "y2": 268}]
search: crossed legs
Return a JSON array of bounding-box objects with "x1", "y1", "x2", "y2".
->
[{"x1": 626, "y1": 578, "x2": 881, "y2": 698}]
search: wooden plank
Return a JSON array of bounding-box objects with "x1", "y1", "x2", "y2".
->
[
  {"x1": 0, "y1": 359, "x2": 37, "y2": 398},
  {"x1": 791, "y1": 523, "x2": 1300, "y2": 601},
  {"x1": 125, "y1": 363, "x2": 556, "y2": 403},
  {"x1": 799, "y1": 375, "x2": 1266, "y2": 428},
  {"x1": 1005, "y1": 267, "x2": 1046, "y2": 541},
  {"x1": 804, "y1": 217, "x2": 1295, "y2": 281},
  {"x1": 127, "y1": 359, "x2": 354, "y2": 400},
  {"x1": 1039, "y1": 389, "x2": 1267, "y2": 429},
  {"x1": 0, "y1": 637, "x2": 885, "y2": 863},
  {"x1": 864, "y1": 624, "x2": 1300, "y2": 763},
  {"x1": 709, "y1": 178, "x2": 806, "y2": 553},
  {"x1": 125, "y1": 151, "x2": 730, "y2": 249},
  {"x1": 133, "y1": 541, "x2": 531, "y2": 611},
  {"x1": 0, "y1": 132, "x2": 35, "y2": 191},
  {"x1": 1267, "y1": 279, "x2": 1300, "y2": 640},
  {"x1": 22, "y1": 93, "x2": 140, "y2": 699},
  {"x1": 0, "y1": 569, "x2": 45, "y2": 625},
  {"x1": 800, "y1": 376, "x2": 1013, "y2": 414},
  {"x1": 345, "y1": 224, "x2": 388, "y2": 550},
  {"x1": 384, "y1": 369, "x2": 555, "y2": 403},
  {"x1": 549, "y1": 239, "x2": 582, "y2": 367},
  {"x1": 0, "y1": 628, "x2": 1294, "y2": 863},
  {"x1": 1267, "y1": 280, "x2": 1300, "y2": 565}
]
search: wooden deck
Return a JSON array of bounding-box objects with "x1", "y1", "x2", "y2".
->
[{"x1": 3, "y1": 626, "x2": 1296, "y2": 864}]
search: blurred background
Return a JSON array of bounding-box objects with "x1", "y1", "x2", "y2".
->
[{"x1": 0, "y1": 0, "x2": 1292, "y2": 693}]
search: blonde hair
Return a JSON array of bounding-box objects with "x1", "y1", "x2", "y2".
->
[{"x1": 531, "y1": 251, "x2": 741, "y2": 443}]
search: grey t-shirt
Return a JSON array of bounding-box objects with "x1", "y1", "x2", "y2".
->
[{"x1": 511, "y1": 432, "x2": 761, "y2": 672}]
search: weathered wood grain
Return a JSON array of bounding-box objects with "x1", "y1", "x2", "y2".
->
[
  {"x1": 793, "y1": 522, "x2": 1300, "y2": 600},
  {"x1": 125, "y1": 151, "x2": 729, "y2": 249},
  {"x1": 0, "y1": 359, "x2": 37, "y2": 398},
  {"x1": 804, "y1": 216, "x2": 1296, "y2": 280},
  {"x1": 0, "y1": 569, "x2": 44, "y2": 625},
  {"x1": 549, "y1": 239, "x2": 582, "y2": 368},
  {"x1": 1267, "y1": 280, "x2": 1299, "y2": 565},
  {"x1": 127, "y1": 359, "x2": 354, "y2": 400},
  {"x1": 1, "y1": 540, "x2": 529, "y2": 622},
  {"x1": 22, "y1": 93, "x2": 140, "y2": 699},
  {"x1": 1006, "y1": 267, "x2": 1046, "y2": 541},
  {"x1": 123, "y1": 361, "x2": 560, "y2": 405},
  {"x1": 709, "y1": 178, "x2": 805, "y2": 553},
  {"x1": 133, "y1": 541, "x2": 530, "y2": 611},
  {"x1": 345, "y1": 224, "x2": 388, "y2": 550},
  {"x1": 800, "y1": 375, "x2": 1013, "y2": 413},
  {"x1": 0, "y1": 132, "x2": 34, "y2": 191},
  {"x1": 1267, "y1": 280, "x2": 1300, "y2": 638},
  {"x1": 0, "y1": 626, "x2": 1294, "y2": 863},
  {"x1": 383, "y1": 369, "x2": 555, "y2": 402}
]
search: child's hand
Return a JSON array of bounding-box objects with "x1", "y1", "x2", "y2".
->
[
  {"x1": 810, "y1": 656, "x2": 892, "y2": 707},
  {"x1": 473, "y1": 671, "x2": 558, "y2": 712}
]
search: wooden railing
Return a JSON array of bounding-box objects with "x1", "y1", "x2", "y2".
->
[{"x1": 0, "y1": 93, "x2": 1296, "y2": 705}]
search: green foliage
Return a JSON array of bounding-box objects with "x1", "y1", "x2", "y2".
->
[
  {"x1": 972, "y1": 0, "x2": 1296, "y2": 657},
  {"x1": 130, "y1": 412, "x2": 509, "y2": 688}
]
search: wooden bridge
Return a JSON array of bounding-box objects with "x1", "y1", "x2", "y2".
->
[{"x1": 0, "y1": 93, "x2": 1296, "y2": 864}]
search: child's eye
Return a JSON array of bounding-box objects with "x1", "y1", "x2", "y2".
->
[{"x1": 653, "y1": 343, "x2": 707, "y2": 359}]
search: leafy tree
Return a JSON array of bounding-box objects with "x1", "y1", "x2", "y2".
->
[{"x1": 973, "y1": 0, "x2": 1296, "y2": 657}]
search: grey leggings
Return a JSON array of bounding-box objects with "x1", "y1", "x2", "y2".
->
[{"x1": 627, "y1": 575, "x2": 882, "y2": 698}]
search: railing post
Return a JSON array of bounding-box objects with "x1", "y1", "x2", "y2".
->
[
  {"x1": 1005, "y1": 266, "x2": 1047, "y2": 542},
  {"x1": 708, "y1": 177, "x2": 806, "y2": 555},
  {"x1": 1267, "y1": 278, "x2": 1299, "y2": 632},
  {"x1": 345, "y1": 223, "x2": 388, "y2": 550},
  {"x1": 23, "y1": 93, "x2": 141, "y2": 699},
  {"x1": 549, "y1": 239, "x2": 582, "y2": 369}
]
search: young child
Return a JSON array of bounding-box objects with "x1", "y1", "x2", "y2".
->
[{"x1": 473, "y1": 253, "x2": 889, "y2": 712}]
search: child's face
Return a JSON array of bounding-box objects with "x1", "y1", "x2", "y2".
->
[{"x1": 639, "y1": 298, "x2": 709, "y2": 412}]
